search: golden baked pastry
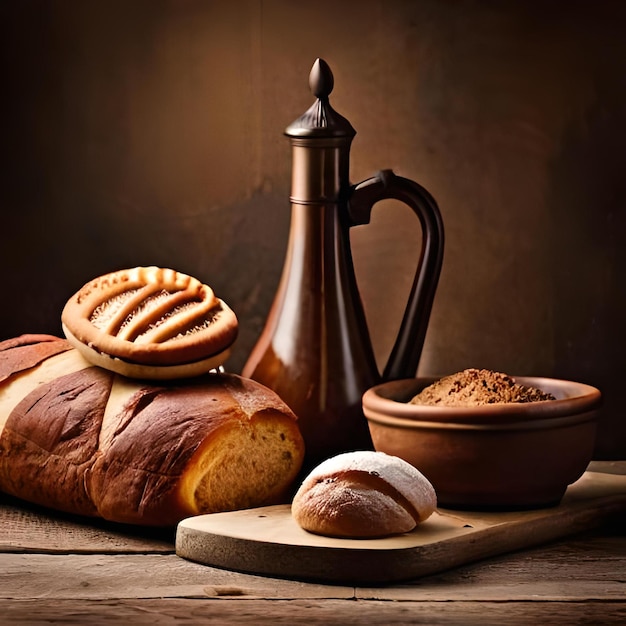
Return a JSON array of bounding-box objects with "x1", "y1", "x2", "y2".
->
[{"x1": 61, "y1": 266, "x2": 238, "y2": 379}]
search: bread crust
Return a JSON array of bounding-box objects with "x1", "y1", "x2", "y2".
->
[
  {"x1": 0, "y1": 334, "x2": 73, "y2": 382},
  {"x1": 0, "y1": 335, "x2": 305, "y2": 526},
  {"x1": 292, "y1": 451, "x2": 437, "y2": 538},
  {"x1": 61, "y1": 267, "x2": 238, "y2": 373},
  {"x1": 0, "y1": 365, "x2": 113, "y2": 517}
]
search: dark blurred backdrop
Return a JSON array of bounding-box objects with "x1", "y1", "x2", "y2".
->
[{"x1": 2, "y1": 0, "x2": 625, "y2": 457}]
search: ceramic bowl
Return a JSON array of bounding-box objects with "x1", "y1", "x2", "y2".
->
[{"x1": 362, "y1": 376, "x2": 601, "y2": 510}]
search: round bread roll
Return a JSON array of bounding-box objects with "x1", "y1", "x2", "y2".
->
[
  {"x1": 292, "y1": 451, "x2": 437, "y2": 538},
  {"x1": 61, "y1": 266, "x2": 238, "y2": 379}
]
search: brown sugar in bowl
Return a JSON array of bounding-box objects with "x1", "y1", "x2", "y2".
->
[{"x1": 362, "y1": 376, "x2": 602, "y2": 510}]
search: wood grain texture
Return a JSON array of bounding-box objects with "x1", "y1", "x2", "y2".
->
[
  {"x1": 0, "y1": 598, "x2": 624, "y2": 625},
  {"x1": 0, "y1": 554, "x2": 353, "y2": 600},
  {"x1": 2, "y1": 530, "x2": 624, "y2": 602},
  {"x1": 0, "y1": 494, "x2": 174, "y2": 553}
]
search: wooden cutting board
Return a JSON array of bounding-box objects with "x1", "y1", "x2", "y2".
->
[{"x1": 175, "y1": 469, "x2": 626, "y2": 585}]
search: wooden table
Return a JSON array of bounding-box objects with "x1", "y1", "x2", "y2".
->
[{"x1": 2, "y1": 462, "x2": 625, "y2": 625}]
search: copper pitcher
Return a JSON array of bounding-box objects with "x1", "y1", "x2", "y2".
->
[{"x1": 243, "y1": 59, "x2": 444, "y2": 469}]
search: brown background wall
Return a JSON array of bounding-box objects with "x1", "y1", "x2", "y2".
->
[{"x1": 2, "y1": 0, "x2": 625, "y2": 457}]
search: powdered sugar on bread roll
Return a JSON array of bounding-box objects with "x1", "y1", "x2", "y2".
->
[{"x1": 292, "y1": 451, "x2": 437, "y2": 538}]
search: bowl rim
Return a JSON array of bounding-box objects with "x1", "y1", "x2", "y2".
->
[
  {"x1": 364, "y1": 406, "x2": 597, "y2": 431},
  {"x1": 362, "y1": 375, "x2": 602, "y2": 425}
]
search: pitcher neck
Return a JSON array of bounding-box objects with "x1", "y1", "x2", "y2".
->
[
  {"x1": 289, "y1": 137, "x2": 353, "y2": 206},
  {"x1": 285, "y1": 58, "x2": 356, "y2": 207}
]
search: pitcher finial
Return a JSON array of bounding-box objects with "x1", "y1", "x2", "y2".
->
[
  {"x1": 285, "y1": 58, "x2": 355, "y2": 139},
  {"x1": 309, "y1": 58, "x2": 334, "y2": 99}
]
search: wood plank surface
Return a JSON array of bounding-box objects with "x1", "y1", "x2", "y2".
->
[
  {"x1": 1, "y1": 529, "x2": 623, "y2": 601},
  {"x1": 1, "y1": 526, "x2": 624, "y2": 624},
  {"x1": 1, "y1": 598, "x2": 624, "y2": 626},
  {"x1": 0, "y1": 494, "x2": 174, "y2": 553},
  {"x1": 0, "y1": 554, "x2": 353, "y2": 600}
]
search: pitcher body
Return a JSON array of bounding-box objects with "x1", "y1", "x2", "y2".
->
[{"x1": 243, "y1": 59, "x2": 444, "y2": 469}]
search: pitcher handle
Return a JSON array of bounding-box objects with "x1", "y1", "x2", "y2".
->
[{"x1": 347, "y1": 169, "x2": 444, "y2": 381}]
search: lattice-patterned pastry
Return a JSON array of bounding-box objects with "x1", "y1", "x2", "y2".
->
[{"x1": 61, "y1": 266, "x2": 238, "y2": 379}]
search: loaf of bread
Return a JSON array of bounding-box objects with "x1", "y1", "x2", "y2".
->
[
  {"x1": 292, "y1": 451, "x2": 436, "y2": 538},
  {"x1": 0, "y1": 334, "x2": 305, "y2": 526}
]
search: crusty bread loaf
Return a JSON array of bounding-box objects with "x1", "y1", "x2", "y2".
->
[
  {"x1": 0, "y1": 335, "x2": 305, "y2": 526},
  {"x1": 292, "y1": 451, "x2": 436, "y2": 538},
  {"x1": 61, "y1": 266, "x2": 239, "y2": 379}
]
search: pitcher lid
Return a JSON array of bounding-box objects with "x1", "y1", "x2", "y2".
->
[{"x1": 285, "y1": 58, "x2": 356, "y2": 139}]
